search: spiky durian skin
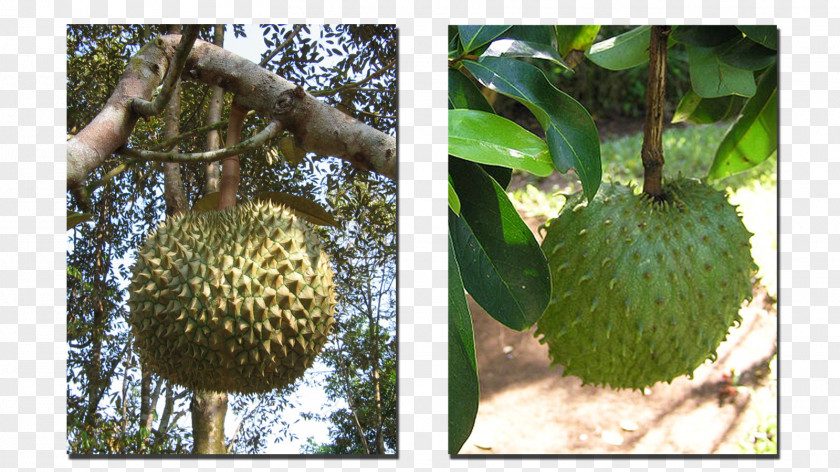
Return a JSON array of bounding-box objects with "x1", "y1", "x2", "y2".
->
[
  {"x1": 127, "y1": 201, "x2": 336, "y2": 394},
  {"x1": 535, "y1": 180, "x2": 756, "y2": 390}
]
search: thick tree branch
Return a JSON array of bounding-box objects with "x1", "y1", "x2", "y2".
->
[
  {"x1": 116, "y1": 120, "x2": 282, "y2": 163},
  {"x1": 131, "y1": 26, "x2": 200, "y2": 117},
  {"x1": 205, "y1": 24, "x2": 226, "y2": 194},
  {"x1": 162, "y1": 25, "x2": 190, "y2": 217},
  {"x1": 67, "y1": 34, "x2": 396, "y2": 193}
]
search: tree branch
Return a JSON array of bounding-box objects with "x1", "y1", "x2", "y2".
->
[
  {"x1": 205, "y1": 24, "x2": 226, "y2": 194},
  {"x1": 641, "y1": 26, "x2": 670, "y2": 198},
  {"x1": 131, "y1": 26, "x2": 200, "y2": 117},
  {"x1": 259, "y1": 25, "x2": 304, "y2": 68},
  {"x1": 116, "y1": 120, "x2": 282, "y2": 163},
  {"x1": 219, "y1": 103, "x2": 248, "y2": 209},
  {"x1": 312, "y1": 58, "x2": 396, "y2": 97},
  {"x1": 162, "y1": 25, "x2": 190, "y2": 217}
]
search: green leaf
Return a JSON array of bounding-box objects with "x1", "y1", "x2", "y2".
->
[
  {"x1": 448, "y1": 26, "x2": 462, "y2": 59},
  {"x1": 191, "y1": 191, "x2": 221, "y2": 211},
  {"x1": 67, "y1": 212, "x2": 94, "y2": 230},
  {"x1": 585, "y1": 26, "x2": 652, "y2": 70},
  {"x1": 448, "y1": 109, "x2": 553, "y2": 176},
  {"x1": 447, "y1": 229, "x2": 479, "y2": 454},
  {"x1": 672, "y1": 89, "x2": 746, "y2": 124},
  {"x1": 448, "y1": 174, "x2": 461, "y2": 214},
  {"x1": 449, "y1": 158, "x2": 551, "y2": 330},
  {"x1": 448, "y1": 69, "x2": 494, "y2": 113},
  {"x1": 671, "y1": 25, "x2": 741, "y2": 47},
  {"x1": 479, "y1": 163, "x2": 512, "y2": 190},
  {"x1": 254, "y1": 192, "x2": 340, "y2": 227},
  {"x1": 687, "y1": 44, "x2": 757, "y2": 98},
  {"x1": 502, "y1": 25, "x2": 557, "y2": 46},
  {"x1": 709, "y1": 64, "x2": 778, "y2": 179},
  {"x1": 464, "y1": 57, "x2": 601, "y2": 200},
  {"x1": 737, "y1": 25, "x2": 778, "y2": 50},
  {"x1": 481, "y1": 38, "x2": 570, "y2": 71},
  {"x1": 278, "y1": 135, "x2": 306, "y2": 166},
  {"x1": 718, "y1": 37, "x2": 777, "y2": 71},
  {"x1": 555, "y1": 25, "x2": 600, "y2": 58},
  {"x1": 459, "y1": 25, "x2": 512, "y2": 53}
]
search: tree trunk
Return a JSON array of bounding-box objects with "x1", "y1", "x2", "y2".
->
[
  {"x1": 83, "y1": 192, "x2": 111, "y2": 427},
  {"x1": 67, "y1": 33, "x2": 396, "y2": 195},
  {"x1": 190, "y1": 391, "x2": 228, "y2": 454}
]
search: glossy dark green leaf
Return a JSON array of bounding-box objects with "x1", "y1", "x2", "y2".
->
[
  {"x1": 555, "y1": 25, "x2": 600, "y2": 58},
  {"x1": 687, "y1": 44, "x2": 757, "y2": 98},
  {"x1": 448, "y1": 69, "x2": 494, "y2": 113},
  {"x1": 448, "y1": 174, "x2": 461, "y2": 214},
  {"x1": 709, "y1": 64, "x2": 778, "y2": 179},
  {"x1": 459, "y1": 25, "x2": 512, "y2": 53},
  {"x1": 738, "y1": 25, "x2": 778, "y2": 50},
  {"x1": 585, "y1": 26, "x2": 652, "y2": 70},
  {"x1": 671, "y1": 25, "x2": 741, "y2": 47},
  {"x1": 479, "y1": 163, "x2": 512, "y2": 190},
  {"x1": 672, "y1": 89, "x2": 746, "y2": 124},
  {"x1": 447, "y1": 230, "x2": 478, "y2": 454},
  {"x1": 449, "y1": 109, "x2": 553, "y2": 176},
  {"x1": 481, "y1": 38, "x2": 570, "y2": 71},
  {"x1": 502, "y1": 25, "x2": 557, "y2": 46},
  {"x1": 448, "y1": 25, "x2": 462, "y2": 58},
  {"x1": 449, "y1": 159, "x2": 550, "y2": 330},
  {"x1": 718, "y1": 37, "x2": 777, "y2": 71},
  {"x1": 464, "y1": 57, "x2": 601, "y2": 200}
]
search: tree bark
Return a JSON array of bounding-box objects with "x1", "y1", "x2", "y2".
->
[
  {"x1": 218, "y1": 104, "x2": 247, "y2": 209},
  {"x1": 67, "y1": 33, "x2": 396, "y2": 195},
  {"x1": 641, "y1": 26, "x2": 670, "y2": 198},
  {"x1": 162, "y1": 25, "x2": 189, "y2": 216},
  {"x1": 204, "y1": 25, "x2": 225, "y2": 195},
  {"x1": 190, "y1": 391, "x2": 228, "y2": 454}
]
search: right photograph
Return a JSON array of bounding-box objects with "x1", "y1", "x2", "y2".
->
[{"x1": 448, "y1": 25, "x2": 778, "y2": 455}]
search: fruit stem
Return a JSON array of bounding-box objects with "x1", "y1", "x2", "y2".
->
[
  {"x1": 218, "y1": 102, "x2": 249, "y2": 210},
  {"x1": 641, "y1": 26, "x2": 671, "y2": 199}
]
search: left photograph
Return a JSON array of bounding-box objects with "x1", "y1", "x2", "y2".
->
[{"x1": 66, "y1": 24, "x2": 397, "y2": 455}]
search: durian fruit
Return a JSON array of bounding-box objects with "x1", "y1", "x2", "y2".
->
[
  {"x1": 536, "y1": 179, "x2": 756, "y2": 390},
  {"x1": 127, "y1": 200, "x2": 337, "y2": 394}
]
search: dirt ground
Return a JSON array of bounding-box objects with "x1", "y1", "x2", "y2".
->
[{"x1": 457, "y1": 213, "x2": 778, "y2": 456}]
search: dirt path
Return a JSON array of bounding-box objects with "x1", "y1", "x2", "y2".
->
[{"x1": 458, "y1": 214, "x2": 778, "y2": 455}]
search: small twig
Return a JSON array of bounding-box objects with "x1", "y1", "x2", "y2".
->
[
  {"x1": 312, "y1": 58, "x2": 396, "y2": 97},
  {"x1": 226, "y1": 399, "x2": 265, "y2": 453},
  {"x1": 131, "y1": 26, "x2": 200, "y2": 117},
  {"x1": 260, "y1": 25, "x2": 304, "y2": 68},
  {"x1": 353, "y1": 109, "x2": 396, "y2": 120},
  {"x1": 641, "y1": 25, "x2": 671, "y2": 198},
  {"x1": 116, "y1": 120, "x2": 282, "y2": 164}
]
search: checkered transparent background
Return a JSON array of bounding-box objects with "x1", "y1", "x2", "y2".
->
[{"x1": 0, "y1": 0, "x2": 834, "y2": 469}]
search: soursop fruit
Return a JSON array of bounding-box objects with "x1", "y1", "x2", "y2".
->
[
  {"x1": 128, "y1": 200, "x2": 336, "y2": 394},
  {"x1": 535, "y1": 179, "x2": 756, "y2": 390}
]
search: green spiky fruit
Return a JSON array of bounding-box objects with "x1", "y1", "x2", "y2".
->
[
  {"x1": 536, "y1": 179, "x2": 756, "y2": 390},
  {"x1": 128, "y1": 200, "x2": 337, "y2": 394}
]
